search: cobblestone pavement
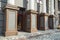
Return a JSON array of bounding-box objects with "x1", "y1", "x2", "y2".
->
[{"x1": 0, "y1": 29, "x2": 60, "y2": 40}]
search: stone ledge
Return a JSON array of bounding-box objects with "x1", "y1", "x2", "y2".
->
[
  {"x1": 39, "y1": 13, "x2": 49, "y2": 16},
  {"x1": 3, "y1": 4, "x2": 19, "y2": 11},
  {"x1": 25, "y1": 10, "x2": 38, "y2": 14}
]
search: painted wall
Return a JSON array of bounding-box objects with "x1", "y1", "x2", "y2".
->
[{"x1": 27, "y1": 0, "x2": 37, "y2": 11}]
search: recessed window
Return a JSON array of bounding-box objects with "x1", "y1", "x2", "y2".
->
[
  {"x1": 59, "y1": 14, "x2": 60, "y2": 24},
  {"x1": 58, "y1": 1, "x2": 60, "y2": 11}
]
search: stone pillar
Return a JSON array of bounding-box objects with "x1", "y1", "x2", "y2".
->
[
  {"x1": 48, "y1": 0, "x2": 55, "y2": 29},
  {"x1": 39, "y1": 1, "x2": 43, "y2": 13},
  {"x1": 55, "y1": 0, "x2": 59, "y2": 28},
  {"x1": 38, "y1": 0, "x2": 49, "y2": 30},
  {"x1": 41, "y1": 0, "x2": 46, "y2": 13},
  {"x1": 4, "y1": 4, "x2": 19, "y2": 36},
  {"x1": 23, "y1": 0, "x2": 37, "y2": 32},
  {"x1": 27, "y1": 0, "x2": 35, "y2": 10},
  {"x1": 48, "y1": 0, "x2": 54, "y2": 15},
  {"x1": 7, "y1": 0, "x2": 15, "y2": 5}
]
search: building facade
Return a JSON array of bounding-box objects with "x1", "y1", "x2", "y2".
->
[{"x1": 0, "y1": 0, "x2": 60, "y2": 36}]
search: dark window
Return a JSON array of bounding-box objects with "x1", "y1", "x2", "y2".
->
[
  {"x1": 59, "y1": 14, "x2": 60, "y2": 24},
  {"x1": 58, "y1": 1, "x2": 60, "y2": 11},
  {"x1": 37, "y1": 3, "x2": 40, "y2": 13},
  {"x1": 17, "y1": 8, "x2": 25, "y2": 31},
  {"x1": 46, "y1": 0, "x2": 49, "y2": 13}
]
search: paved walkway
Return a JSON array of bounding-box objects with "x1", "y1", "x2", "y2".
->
[{"x1": 0, "y1": 29, "x2": 60, "y2": 40}]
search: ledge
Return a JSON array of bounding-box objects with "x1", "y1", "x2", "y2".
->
[
  {"x1": 39, "y1": 13, "x2": 49, "y2": 16},
  {"x1": 25, "y1": 10, "x2": 38, "y2": 14},
  {"x1": 3, "y1": 4, "x2": 19, "y2": 11}
]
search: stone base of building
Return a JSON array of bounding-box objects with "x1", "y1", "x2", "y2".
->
[
  {"x1": 37, "y1": 13, "x2": 49, "y2": 30},
  {"x1": 23, "y1": 10, "x2": 38, "y2": 33},
  {"x1": 48, "y1": 15, "x2": 55, "y2": 29},
  {"x1": 4, "y1": 4, "x2": 19, "y2": 36}
]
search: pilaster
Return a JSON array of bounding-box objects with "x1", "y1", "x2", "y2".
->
[
  {"x1": 55, "y1": 0, "x2": 59, "y2": 28},
  {"x1": 4, "y1": 4, "x2": 19, "y2": 36},
  {"x1": 23, "y1": 10, "x2": 38, "y2": 32}
]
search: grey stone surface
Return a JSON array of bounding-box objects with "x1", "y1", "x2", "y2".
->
[{"x1": 0, "y1": 29, "x2": 60, "y2": 40}]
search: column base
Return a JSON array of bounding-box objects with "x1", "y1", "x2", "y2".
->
[
  {"x1": 38, "y1": 13, "x2": 49, "y2": 30},
  {"x1": 48, "y1": 15, "x2": 55, "y2": 29},
  {"x1": 5, "y1": 31, "x2": 17, "y2": 36},
  {"x1": 23, "y1": 10, "x2": 38, "y2": 33},
  {"x1": 4, "y1": 4, "x2": 19, "y2": 36}
]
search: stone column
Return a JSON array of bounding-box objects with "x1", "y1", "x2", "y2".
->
[
  {"x1": 48, "y1": 0, "x2": 55, "y2": 29},
  {"x1": 7, "y1": 0, "x2": 15, "y2": 5},
  {"x1": 30, "y1": 0, "x2": 35, "y2": 10},
  {"x1": 41, "y1": 0, "x2": 46, "y2": 13},
  {"x1": 49, "y1": 0, "x2": 54, "y2": 15},
  {"x1": 23, "y1": 0, "x2": 38, "y2": 32},
  {"x1": 39, "y1": 1, "x2": 43, "y2": 13},
  {"x1": 38, "y1": 0, "x2": 49, "y2": 30},
  {"x1": 4, "y1": 4, "x2": 19, "y2": 36},
  {"x1": 55, "y1": 0, "x2": 59, "y2": 28},
  {"x1": 27, "y1": 0, "x2": 35, "y2": 10}
]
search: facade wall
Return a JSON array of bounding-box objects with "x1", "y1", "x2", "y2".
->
[{"x1": 0, "y1": 0, "x2": 59, "y2": 35}]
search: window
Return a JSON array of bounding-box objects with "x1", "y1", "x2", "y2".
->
[
  {"x1": 58, "y1": 1, "x2": 60, "y2": 11},
  {"x1": 37, "y1": 3, "x2": 40, "y2": 13},
  {"x1": 59, "y1": 14, "x2": 60, "y2": 24},
  {"x1": 46, "y1": 0, "x2": 49, "y2": 13}
]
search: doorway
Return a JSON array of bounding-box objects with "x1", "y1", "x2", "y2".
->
[{"x1": 17, "y1": 7, "x2": 25, "y2": 31}]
